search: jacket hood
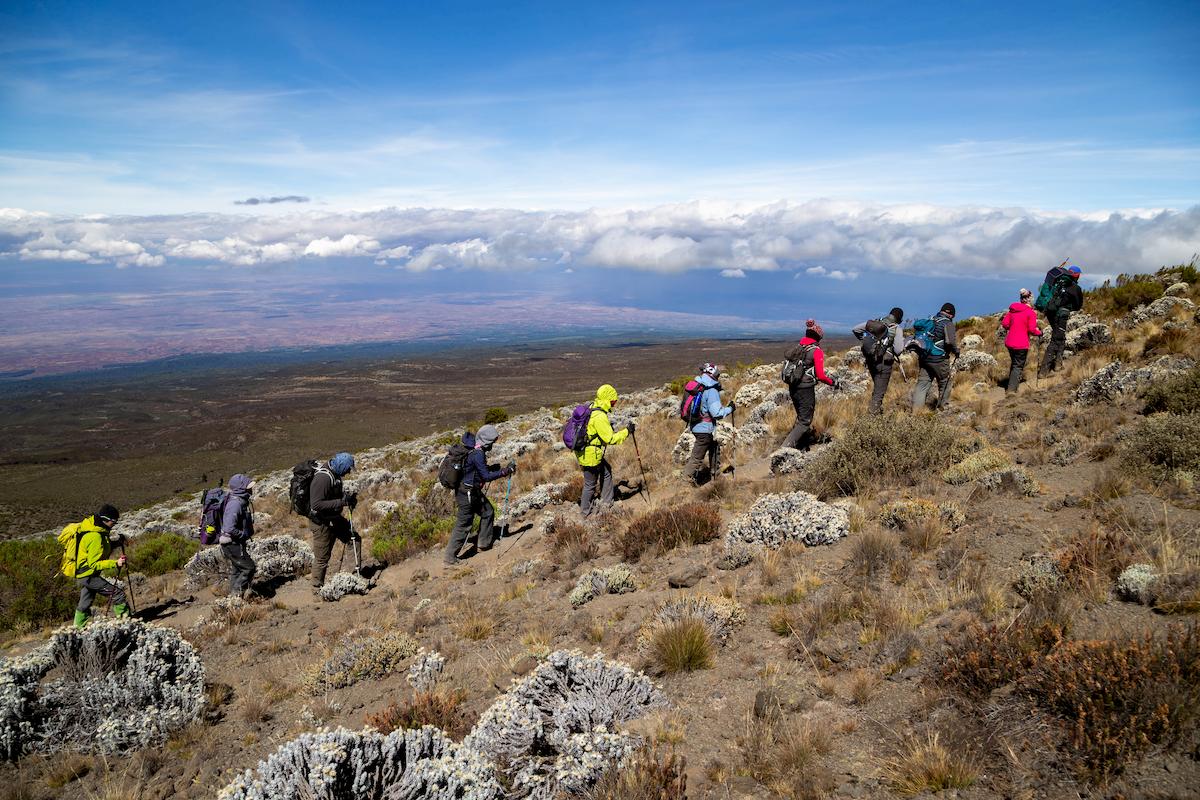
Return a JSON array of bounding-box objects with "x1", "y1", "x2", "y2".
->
[
  {"x1": 79, "y1": 516, "x2": 108, "y2": 533},
  {"x1": 594, "y1": 384, "x2": 618, "y2": 412},
  {"x1": 228, "y1": 473, "x2": 253, "y2": 496},
  {"x1": 697, "y1": 374, "x2": 719, "y2": 388},
  {"x1": 1009, "y1": 301, "x2": 1030, "y2": 313},
  {"x1": 461, "y1": 431, "x2": 476, "y2": 448}
]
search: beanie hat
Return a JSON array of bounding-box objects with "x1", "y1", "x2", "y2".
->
[
  {"x1": 701, "y1": 362, "x2": 720, "y2": 379},
  {"x1": 329, "y1": 452, "x2": 356, "y2": 476},
  {"x1": 805, "y1": 318, "x2": 824, "y2": 340},
  {"x1": 1019, "y1": 288, "x2": 1032, "y2": 299},
  {"x1": 889, "y1": 307, "x2": 904, "y2": 323},
  {"x1": 96, "y1": 504, "x2": 120, "y2": 527},
  {"x1": 940, "y1": 302, "x2": 956, "y2": 316},
  {"x1": 476, "y1": 424, "x2": 499, "y2": 448},
  {"x1": 1068, "y1": 266, "x2": 1081, "y2": 276}
]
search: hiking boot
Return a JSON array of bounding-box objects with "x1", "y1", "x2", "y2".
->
[{"x1": 444, "y1": 557, "x2": 462, "y2": 566}]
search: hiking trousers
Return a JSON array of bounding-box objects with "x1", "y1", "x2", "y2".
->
[
  {"x1": 684, "y1": 431, "x2": 721, "y2": 483},
  {"x1": 308, "y1": 516, "x2": 353, "y2": 588},
  {"x1": 1041, "y1": 310, "x2": 1070, "y2": 373},
  {"x1": 912, "y1": 358, "x2": 952, "y2": 411},
  {"x1": 76, "y1": 573, "x2": 126, "y2": 614},
  {"x1": 580, "y1": 459, "x2": 615, "y2": 517},
  {"x1": 221, "y1": 541, "x2": 257, "y2": 596},
  {"x1": 866, "y1": 357, "x2": 894, "y2": 415},
  {"x1": 782, "y1": 384, "x2": 817, "y2": 449},
  {"x1": 1005, "y1": 346, "x2": 1029, "y2": 394},
  {"x1": 445, "y1": 488, "x2": 495, "y2": 562}
]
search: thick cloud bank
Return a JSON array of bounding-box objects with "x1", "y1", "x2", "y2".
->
[{"x1": 1, "y1": 201, "x2": 1196, "y2": 276}]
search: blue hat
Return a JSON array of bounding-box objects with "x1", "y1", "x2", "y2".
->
[
  {"x1": 1068, "y1": 265, "x2": 1081, "y2": 276},
  {"x1": 329, "y1": 452, "x2": 356, "y2": 476}
]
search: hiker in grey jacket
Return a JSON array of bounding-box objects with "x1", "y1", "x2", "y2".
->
[
  {"x1": 910, "y1": 303, "x2": 959, "y2": 412},
  {"x1": 218, "y1": 473, "x2": 257, "y2": 598},
  {"x1": 307, "y1": 451, "x2": 358, "y2": 592},
  {"x1": 852, "y1": 307, "x2": 905, "y2": 415},
  {"x1": 683, "y1": 363, "x2": 734, "y2": 485}
]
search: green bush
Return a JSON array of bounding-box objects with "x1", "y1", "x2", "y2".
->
[
  {"x1": 127, "y1": 532, "x2": 199, "y2": 577},
  {"x1": 1142, "y1": 367, "x2": 1200, "y2": 415},
  {"x1": 1110, "y1": 278, "x2": 1164, "y2": 311},
  {"x1": 482, "y1": 407, "x2": 508, "y2": 424},
  {"x1": 1120, "y1": 413, "x2": 1200, "y2": 480},
  {"x1": 369, "y1": 504, "x2": 455, "y2": 563},
  {"x1": 809, "y1": 414, "x2": 970, "y2": 497},
  {"x1": 0, "y1": 536, "x2": 75, "y2": 637},
  {"x1": 1158, "y1": 259, "x2": 1199, "y2": 285}
]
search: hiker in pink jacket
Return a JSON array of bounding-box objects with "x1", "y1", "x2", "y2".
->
[{"x1": 1001, "y1": 288, "x2": 1043, "y2": 394}]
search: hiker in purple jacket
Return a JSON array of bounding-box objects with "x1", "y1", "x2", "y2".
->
[{"x1": 219, "y1": 473, "x2": 257, "y2": 598}]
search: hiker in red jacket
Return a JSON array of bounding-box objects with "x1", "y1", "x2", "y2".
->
[
  {"x1": 781, "y1": 318, "x2": 839, "y2": 450},
  {"x1": 1001, "y1": 288, "x2": 1043, "y2": 394}
]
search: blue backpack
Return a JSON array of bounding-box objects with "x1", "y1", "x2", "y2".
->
[
  {"x1": 198, "y1": 487, "x2": 228, "y2": 545},
  {"x1": 910, "y1": 317, "x2": 946, "y2": 358},
  {"x1": 562, "y1": 404, "x2": 595, "y2": 452}
]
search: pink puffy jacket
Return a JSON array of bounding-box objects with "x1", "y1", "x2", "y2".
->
[{"x1": 1001, "y1": 302, "x2": 1042, "y2": 349}]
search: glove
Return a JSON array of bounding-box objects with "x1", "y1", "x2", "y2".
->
[
  {"x1": 116, "y1": 554, "x2": 127, "y2": 568},
  {"x1": 506, "y1": 460, "x2": 517, "y2": 474},
  {"x1": 626, "y1": 421, "x2": 637, "y2": 435},
  {"x1": 344, "y1": 491, "x2": 358, "y2": 510},
  {"x1": 728, "y1": 402, "x2": 737, "y2": 412}
]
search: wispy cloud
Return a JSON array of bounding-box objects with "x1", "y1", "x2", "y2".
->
[
  {"x1": 720, "y1": 268, "x2": 747, "y2": 278},
  {"x1": 234, "y1": 195, "x2": 310, "y2": 205},
  {"x1": 804, "y1": 265, "x2": 859, "y2": 281}
]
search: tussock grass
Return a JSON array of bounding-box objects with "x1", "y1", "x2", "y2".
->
[
  {"x1": 738, "y1": 706, "x2": 834, "y2": 798},
  {"x1": 847, "y1": 529, "x2": 903, "y2": 580},
  {"x1": 649, "y1": 617, "x2": 714, "y2": 673},
  {"x1": 883, "y1": 732, "x2": 978, "y2": 795},
  {"x1": 1142, "y1": 366, "x2": 1200, "y2": 415},
  {"x1": 364, "y1": 686, "x2": 469, "y2": 739},
  {"x1": 453, "y1": 598, "x2": 497, "y2": 641},
  {"x1": 546, "y1": 515, "x2": 598, "y2": 568},
  {"x1": 618, "y1": 503, "x2": 721, "y2": 561}
]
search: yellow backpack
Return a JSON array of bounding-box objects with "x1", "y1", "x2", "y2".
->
[{"x1": 58, "y1": 523, "x2": 84, "y2": 578}]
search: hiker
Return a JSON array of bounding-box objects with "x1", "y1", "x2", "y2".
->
[
  {"x1": 60, "y1": 504, "x2": 129, "y2": 627},
  {"x1": 576, "y1": 384, "x2": 633, "y2": 517},
  {"x1": 307, "y1": 452, "x2": 359, "y2": 593},
  {"x1": 781, "y1": 319, "x2": 838, "y2": 450},
  {"x1": 445, "y1": 425, "x2": 515, "y2": 565},
  {"x1": 910, "y1": 303, "x2": 960, "y2": 412},
  {"x1": 683, "y1": 362, "x2": 734, "y2": 485},
  {"x1": 1001, "y1": 289, "x2": 1043, "y2": 394},
  {"x1": 1040, "y1": 265, "x2": 1084, "y2": 373},
  {"x1": 219, "y1": 473, "x2": 257, "y2": 598},
  {"x1": 852, "y1": 307, "x2": 906, "y2": 414}
]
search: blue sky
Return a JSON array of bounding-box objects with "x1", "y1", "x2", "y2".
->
[{"x1": 1, "y1": 1, "x2": 1198, "y2": 370}]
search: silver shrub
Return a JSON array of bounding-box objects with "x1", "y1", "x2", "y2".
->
[
  {"x1": 406, "y1": 649, "x2": 446, "y2": 693},
  {"x1": 507, "y1": 483, "x2": 567, "y2": 520},
  {"x1": 319, "y1": 572, "x2": 372, "y2": 602},
  {"x1": 218, "y1": 725, "x2": 502, "y2": 800},
  {"x1": 463, "y1": 649, "x2": 667, "y2": 798},
  {"x1": 184, "y1": 535, "x2": 313, "y2": 589},
  {"x1": 0, "y1": 619, "x2": 204, "y2": 759},
  {"x1": 568, "y1": 566, "x2": 636, "y2": 608},
  {"x1": 303, "y1": 630, "x2": 419, "y2": 695},
  {"x1": 725, "y1": 491, "x2": 849, "y2": 548}
]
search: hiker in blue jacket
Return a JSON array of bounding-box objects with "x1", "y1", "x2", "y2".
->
[
  {"x1": 218, "y1": 473, "x2": 257, "y2": 599},
  {"x1": 683, "y1": 363, "x2": 734, "y2": 485},
  {"x1": 445, "y1": 425, "x2": 515, "y2": 566}
]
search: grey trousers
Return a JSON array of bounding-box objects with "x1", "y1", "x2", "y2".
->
[
  {"x1": 1005, "y1": 346, "x2": 1029, "y2": 394},
  {"x1": 309, "y1": 516, "x2": 352, "y2": 587},
  {"x1": 684, "y1": 432, "x2": 720, "y2": 482},
  {"x1": 221, "y1": 542, "x2": 257, "y2": 596},
  {"x1": 912, "y1": 358, "x2": 952, "y2": 411},
  {"x1": 782, "y1": 384, "x2": 817, "y2": 449},
  {"x1": 77, "y1": 574, "x2": 125, "y2": 613},
  {"x1": 866, "y1": 357, "x2": 893, "y2": 415},
  {"x1": 445, "y1": 488, "x2": 495, "y2": 562},
  {"x1": 580, "y1": 460, "x2": 614, "y2": 517}
]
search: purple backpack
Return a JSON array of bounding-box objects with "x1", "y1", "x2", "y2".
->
[
  {"x1": 562, "y1": 404, "x2": 594, "y2": 452},
  {"x1": 198, "y1": 487, "x2": 227, "y2": 545}
]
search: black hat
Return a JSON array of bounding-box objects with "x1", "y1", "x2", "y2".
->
[
  {"x1": 889, "y1": 307, "x2": 904, "y2": 322},
  {"x1": 940, "y1": 302, "x2": 956, "y2": 316},
  {"x1": 96, "y1": 504, "x2": 120, "y2": 527}
]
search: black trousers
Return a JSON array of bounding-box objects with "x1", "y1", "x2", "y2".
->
[
  {"x1": 1005, "y1": 346, "x2": 1029, "y2": 393},
  {"x1": 782, "y1": 384, "x2": 816, "y2": 449},
  {"x1": 1041, "y1": 311, "x2": 1069, "y2": 372},
  {"x1": 445, "y1": 488, "x2": 495, "y2": 562},
  {"x1": 221, "y1": 541, "x2": 257, "y2": 595}
]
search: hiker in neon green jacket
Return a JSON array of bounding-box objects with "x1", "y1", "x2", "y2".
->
[
  {"x1": 60, "y1": 504, "x2": 129, "y2": 627},
  {"x1": 575, "y1": 384, "x2": 632, "y2": 517}
]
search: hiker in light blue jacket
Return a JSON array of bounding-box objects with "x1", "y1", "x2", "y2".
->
[{"x1": 683, "y1": 363, "x2": 734, "y2": 484}]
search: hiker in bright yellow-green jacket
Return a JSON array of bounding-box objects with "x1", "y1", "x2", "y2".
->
[
  {"x1": 576, "y1": 384, "x2": 632, "y2": 518},
  {"x1": 58, "y1": 504, "x2": 129, "y2": 627}
]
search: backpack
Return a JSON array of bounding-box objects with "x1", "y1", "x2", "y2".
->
[
  {"x1": 679, "y1": 379, "x2": 717, "y2": 426},
  {"x1": 910, "y1": 317, "x2": 946, "y2": 357},
  {"x1": 861, "y1": 318, "x2": 893, "y2": 362},
  {"x1": 57, "y1": 523, "x2": 85, "y2": 578},
  {"x1": 198, "y1": 487, "x2": 228, "y2": 545},
  {"x1": 289, "y1": 459, "x2": 320, "y2": 517},
  {"x1": 1034, "y1": 265, "x2": 1071, "y2": 312},
  {"x1": 562, "y1": 404, "x2": 595, "y2": 452},
  {"x1": 437, "y1": 441, "x2": 474, "y2": 490},
  {"x1": 781, "y1": 345, "x2": 816, "y2": 386}
]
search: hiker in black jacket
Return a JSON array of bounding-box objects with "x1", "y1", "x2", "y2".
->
[
  {"x1": 445, "y1": 425, "x2": 514, "y2": 566},
  {"x1": 852, "y1": 307, "x2": 905, "y2": 415},
  {"x1": 1040, "y1": 265, "x2": 1085, "y2": 373},
  {"x1": 308, "y1": 451, "x2": 358, "y2": 593}
]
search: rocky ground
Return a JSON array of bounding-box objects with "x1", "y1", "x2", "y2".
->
[{"x1": 2, "y1": 273, "x2": 1199, "y2": 799}]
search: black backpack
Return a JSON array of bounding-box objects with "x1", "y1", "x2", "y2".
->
[
  {"x1": 438, "y1": 442, "x2": 473, "y2": 490},
  {"x1": 289, "y1": 459, "x2": 319, "y2": 516},
  {"x1": 781, "y1": 344, "x2": 816, "y2": 386},
  {"x1": 861, "y1": 318, "x2": 892, "y2": 362}
]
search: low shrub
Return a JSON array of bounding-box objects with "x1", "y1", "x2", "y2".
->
[
  {"x1": 584, "y1": 745, "x2": 687, "y2": 800},
  {"x1": 847, "y1": 529, "x2": 903, "y2": 580},
  {"x1": 1143, "y1": 328, "x2": 1190, "y2": 357},
  {"x1": 617, "y1": 503, "x2": 721, "y2": 561},
  {"x1": 369, "y1": 503, "x2": 454, "y2": 563},
  {"x1": 942, "y1": 447, "x2": 1010, "y2": 485},
  {"x1": 1024, "y1": 625, "x2": 1200, "y2": 781},
  {"x1": 483, "y1": 407, "x2": 509, "y2": 424},
  {"x1": 364, "y1": 686, "x2": 469, "y2": 739},
  {"x1": 1110, "y1": 278, "x2": 1164, "y2": 311},
  {"x1": 546, "y1": 515, "x2": 597, "y2": 568},
  {"x1": 1119, "y1": 412, "x2": 1200, "y2": 481},
  {"x1": 648, "y1": 618, "x2": 714, "y2": 673},
  {"x1": 556, "y1": 474, "x2": 584, "y2": 504},
  {"x1": 0, "y1": 536, "x2": 74, "y2": 637},
  {"x1": 883, "y1": 732, "x2": 978, "y2": 795},
  {"x1": 941, "y1": 620, "x2": 1063, "y2": 699},
  {"x1": 1156, "y1": 569, "x2": 1200, "y2": 614},
  {"x1": 1056, "y1": 528, "x2": 1136, "y2": 595},
  {"x1": 737, "y1": 708, "x2": 833, "y2": 797},
  {"x1": 127, "y1": 532, "x2": 199, "y2": 577},
  {"x1": 1142, "y1": 367, "x2": 1200, "y2": 415},
  {"x1": 809, "y1": 414, "x2": 968, "y2": 497},
  {"x1": 303, "y1": 630, "x2": 419, "y2": 694}
]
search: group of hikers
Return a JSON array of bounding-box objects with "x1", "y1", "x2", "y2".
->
[{"x1": 59, "y1": 264, "x2": 1086, "y2": 620}]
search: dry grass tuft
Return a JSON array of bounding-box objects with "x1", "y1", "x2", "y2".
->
[
  {"x1": 847, "y1": 529, "x2": 903, "y2": 581},
  {"x1": 546, "y1": 514, "x2": 598, "y2": 568},
  {"x1": 585, "y1": 745, "x2": 687, "y2": 800},
  {"x1": 809, "y1": 414, "x2": 968, "y2": 497},
  {"x1": 453, "y1": 598, "x2": 498, "y2": 641},
  {"x1": 883, "y1": 732, "x2": 978, "y2": 795},
  {"x1": 649, "y1": 617, "x2": 715, "y2": 673},
  {"x1": 618, "y1": 503, "x2": 722, "y2": 561},
  {"x1": 363, "y1": 686, "x2": 469, "y2": 739},
  {"x1": 738, "y1": 705, "x2": 834, "y2": 799}
]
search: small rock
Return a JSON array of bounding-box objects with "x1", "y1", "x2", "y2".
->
[
  {"x1": 510, "y1": 655, "x2": 538, "y2": 676},
  {"x1": 753, "y1": 688, "x2": 781, "y2": 719},
  {"x1": 667, "y1": 563, "x2": 708, "y2": 588},
  {"x1": 1164, "y1": 282, "x2": 1189, "y2": 297}
]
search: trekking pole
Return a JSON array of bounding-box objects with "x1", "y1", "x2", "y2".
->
[
  {"x1": 498, "y1": 473, "x2": 513, "y2": 538},
  {"x1": 348, "y1": 509, "x2": 362, "y2": 576},
  {"x1": 630, "y1": 430, "x2": 651, "y2": 503},
  {"x1": 729, "y1": 407, "x2": 737, "y2": 482},
  {"x1": 118, "y1": 541, "x2": 137, "y2": 617}
]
